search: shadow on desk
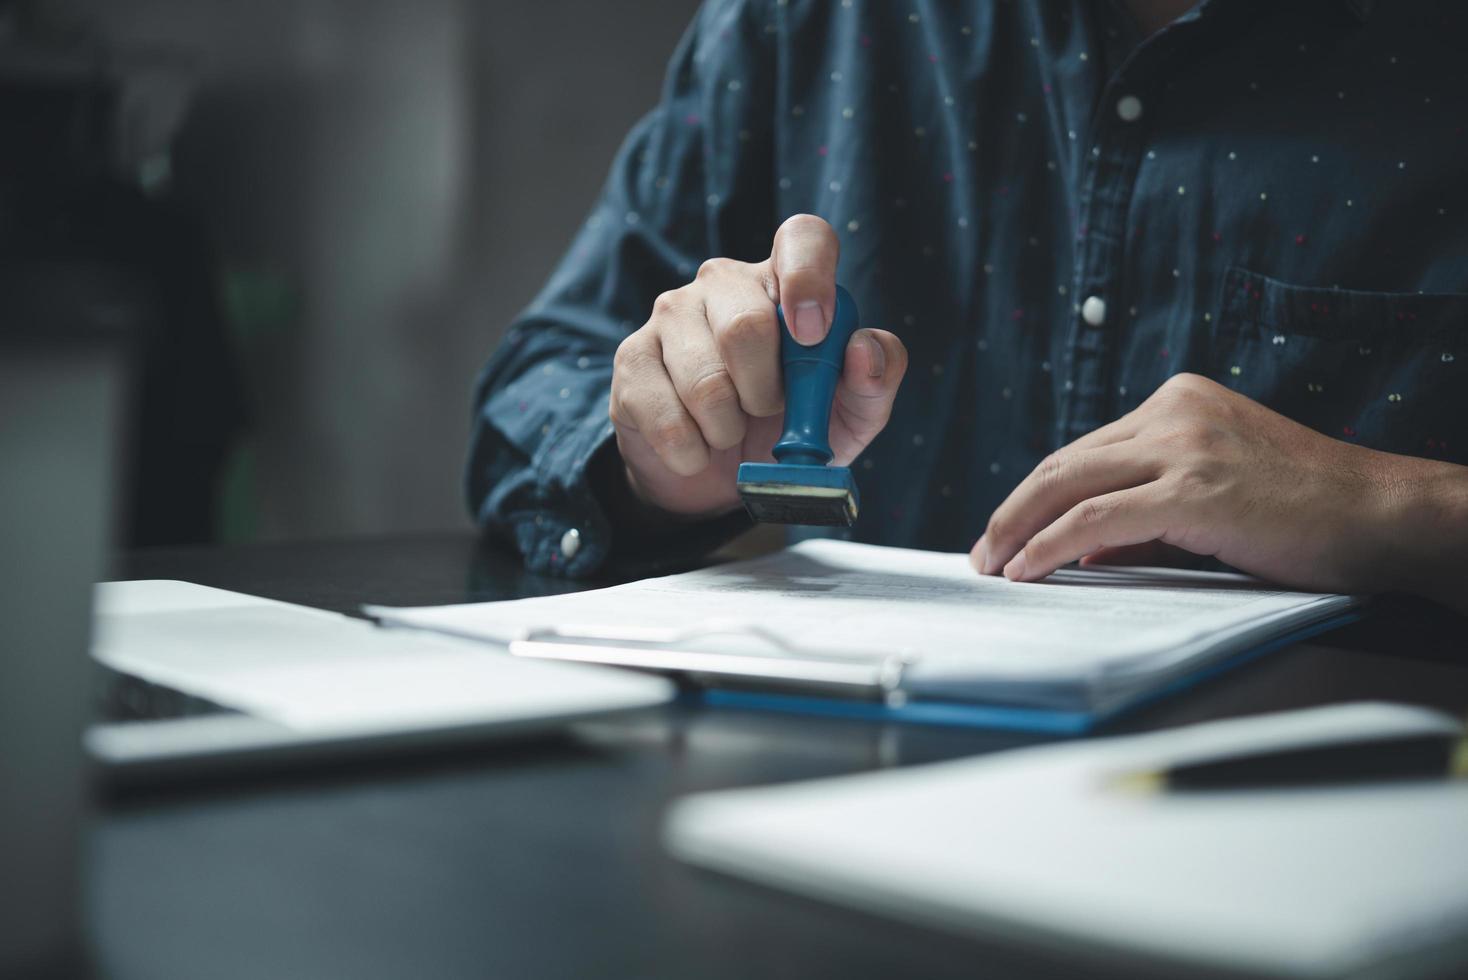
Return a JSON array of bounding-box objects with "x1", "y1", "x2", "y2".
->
[{"x1": 97, "y1": 727, "x2": 615, "y2": 808}]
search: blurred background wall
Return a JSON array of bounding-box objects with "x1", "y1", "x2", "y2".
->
[{"x1": 33, "y1": 0, "x2": 699, "y2": 544}]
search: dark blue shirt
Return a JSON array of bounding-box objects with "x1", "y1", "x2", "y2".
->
[{"x1": 467, "y1": 0, "x2": 1468, "y2": 577}]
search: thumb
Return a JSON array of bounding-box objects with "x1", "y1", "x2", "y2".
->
[
  {"x1": 770, "y1": 214, "x2": 840, "y2": 345},
  {"x1": 829, "y1": 327, "x2": 907, "y2": 465}
]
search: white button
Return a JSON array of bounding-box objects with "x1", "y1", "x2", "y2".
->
[
  {"x1": 559, "y1": 527, "x2": 581, "y2": 559},
  {"x1": 1081, "y1": 295, "x2": 1107, "y2": 326},
  {"x1": 1116, "y1": 95, "x2": 1143, "y2": 122}
]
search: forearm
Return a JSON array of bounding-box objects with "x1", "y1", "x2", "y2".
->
[{"x1": 466, "y1": 0, "x2": 778, "y2": 577}]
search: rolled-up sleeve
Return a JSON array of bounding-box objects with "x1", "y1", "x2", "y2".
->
[{"x1": 466, "y1": 0, "x2": 777, "y2": 576}]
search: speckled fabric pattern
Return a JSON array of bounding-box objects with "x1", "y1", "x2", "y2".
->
[{"x1": 467, "y1": 0, "x2": 1467, "y2": 577}]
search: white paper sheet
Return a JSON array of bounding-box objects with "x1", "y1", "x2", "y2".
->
[
  {"x1": 369, "y1": 540, "x2": 1356, "y2": 712},
  {"x1": 665, "y1": 703, "x2": 1468, "y2": 978}
]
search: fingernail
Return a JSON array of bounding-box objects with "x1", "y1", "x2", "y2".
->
[
  {"x1": 862, "y1": 333, "x2": 886, "y2": 378},
  {"x1": 1003, "y1": 552, "x2": 1028, "y2": 581},
  {"x1": 981, "y1": 540, "x2": 1000, "y2": 576},
  {"x1": 792, "y1": 301, "x2": 826, "y2": 344},
  {"x1": 971, "y1": 535, "x2": 987, "y2": 574}
]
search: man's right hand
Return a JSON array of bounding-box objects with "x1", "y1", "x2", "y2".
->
[{"x1": 609, "y1": 214, "x2": 908, "y2": 519}]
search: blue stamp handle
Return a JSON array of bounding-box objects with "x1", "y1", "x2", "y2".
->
[{"x1": 773, "y1": 284, "x2": 859, "y2": 467}]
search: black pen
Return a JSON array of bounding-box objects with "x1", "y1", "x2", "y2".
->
[{"x1": 1110, "y1": 731, "x2": 1468, "y2": 793}]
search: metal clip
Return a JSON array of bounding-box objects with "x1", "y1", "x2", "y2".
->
[{"x1": 510, "y1": 619, "x2": 911, "y2": 703}]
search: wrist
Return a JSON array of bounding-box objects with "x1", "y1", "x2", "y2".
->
[
  {"x1": 622, "y1": 465, "x2": 741, "y2": 525},
  {"x1": 1366, "y1": 450, "x2": 1468, "y2": 610},
  {"x1": 588, "y1": 437, "x2": 739, "y2": 535}
]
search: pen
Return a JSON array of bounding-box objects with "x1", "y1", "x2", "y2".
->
[{"x1": 1110, "y1": 731, "x2": 1468, "y2": 793}]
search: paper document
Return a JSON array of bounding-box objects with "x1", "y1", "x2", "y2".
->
[
  {"x1": 369, "y1": 540, "x2": 1357, "y2": 715},
  {"x1": 665, "y1": 702, "x2": 1468, "y2": 979}
]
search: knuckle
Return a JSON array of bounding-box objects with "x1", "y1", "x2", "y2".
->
[
  {"x1": 651, "y1": 417, "x2": 698, "y2": 456},
  {"x1": 778, "y1": 212, "x2": 835, "y2": 242},
  {"x1": 779, "y1": 258, "x2": 831, "y2": 283},
  {"x1": 1156, "y1": 373, "x2": 1192, "y2": 398},
  {"x1": 1036, "y1": 452, "x2": 1069, "y2": 492},
  {"x1": 1160, "y1": 371, "x2": 1204, "y2": 393},
  {"x1": 755, "y1": 264, "x2": 778, "y2": 301},
  {"x1": 612, "y1": 335, "x2": 652, "y2": 375},
  {"x1": 607, "y1": 389, "x2": 633, "y2": 429},
  {"x1": 713, "y1": 421, "x2": 748, "y2": 450},
  {"x1": 743, "y1": 382, "x2": 785, "y2": 419},
  {"x1": 651, "y1": 289, "x2": 686, "y2": 320},
  {"x1": 696, "y1": 257, "x2": 736, "y2": 281},
  {"x1": 1155, "y1": 372, "x2": 1210, "y2": 410},
  {"x1": 717, "y1": 306, "x2": 777, "y2": 348},
  {"x1": 1077, "y1": 497, "x2": 1113, "y2": 528},
  {"x1": 687, "y1": 367, "x2": 740, "y2": 416},
  {"x1": 611, "y1": 337, "x2": 635, "y2": 373}
]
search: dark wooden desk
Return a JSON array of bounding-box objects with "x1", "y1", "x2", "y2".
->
[{"x1": 92, "y1": 533, "x2": 1468, "y2": 980}]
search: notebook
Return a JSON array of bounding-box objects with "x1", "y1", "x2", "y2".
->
[
  {"x1": 87, "y1": 580, "x2": 673, "y2": 780},
  {"x1": 368, "y1": 540, "x2": 1360, "y2": 733},
  {"x1": 664, "y1": 703, "x2": 1468, "y2": 979}
]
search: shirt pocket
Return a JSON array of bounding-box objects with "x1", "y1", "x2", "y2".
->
[{"x1": 1211, "y1": 266, "x2": 1467, "y2": 463}]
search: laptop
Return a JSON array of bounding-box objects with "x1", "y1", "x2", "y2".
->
[
  {"x1": 0, "y1": 246, "x2": 669, "y2": 793},
  {"x1": 88, "y1": 579, "x2": 675, "y2": 782}
]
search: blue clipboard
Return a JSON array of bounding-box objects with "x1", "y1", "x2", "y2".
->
[
  {"x1": 695, "y1": 611, "x2": 1364, "y2": 734},
  {"x1": 510, "y1": 610, "x2": 1363, "y2": 735}
]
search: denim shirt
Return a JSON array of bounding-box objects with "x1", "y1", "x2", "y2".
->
[{"x1": 467, "y1": 0, "x2": 1468, "y2": 577}]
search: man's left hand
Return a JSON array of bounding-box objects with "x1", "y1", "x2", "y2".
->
[{"x1": 972, "y1": 372, "x2": 1463, "y2": 599}]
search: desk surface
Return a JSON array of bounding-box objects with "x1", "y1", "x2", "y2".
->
[{"x1": 95, "y1": 533, "x2": 1468, "y2": 980}]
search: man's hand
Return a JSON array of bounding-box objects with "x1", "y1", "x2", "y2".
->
[
  {"x1": 972, "y1": 372, "x2": 1468, "y2": 605},
  {"x1": 610, "y1": 215, "x2": 907, "y2": 518}
]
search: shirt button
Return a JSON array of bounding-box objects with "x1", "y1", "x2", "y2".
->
[
  {"x1": 1081, "y1": 295, "x2": 1107, "y2": 326},
  {"x1": 559, "y1": 527, "x2": 581, "y2": 560},
  {"x1": 1116, "y1": 95, "x2": 1143, "y2": 122}
]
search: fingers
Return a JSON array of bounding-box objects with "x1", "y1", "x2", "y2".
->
[
  {"x1": 610, "y1": 326, "x2": 709, "y2": 477},
  {"x1": 978, "y1": 442, "x2": 1162, "y2": 575},
  {"x1": 700, "y1": 259, "x2": 784, "y2": 418},
  {"x1": 1059, "y1": 412, "x2": 1141, "y2": 456},
  {"x1": 654, "y1": 297, "x2": 748, "y2": 452},
  {"x1": 1080, "y1": 542, "x2": 1204, "y2": 569},
  {"x1": 829, "y1": 328, "x2": 907, "y2": 465},
  {"x1": 770, "y1": 214, "x2": 840, "y2": 345},
  {"x1": 1004, "y1": 485, "x2": 1175, "y2": 582}
]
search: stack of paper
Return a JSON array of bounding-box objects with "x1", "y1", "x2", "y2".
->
[
  {"x1": 665, "y1": 703, "x2": 1468, "y2": 978},
  {"x1": 370, "y1": 540, "x2": 1357, "y2": 724}
]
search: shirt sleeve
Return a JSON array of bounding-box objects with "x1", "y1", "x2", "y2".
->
[{"x1": 465, "y1": 0, "x2": 778, "y2": 577}]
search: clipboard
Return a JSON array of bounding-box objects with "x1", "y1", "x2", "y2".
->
[{"x1": 506, "y1": 611, "x2": 1364, "y2": 735}]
